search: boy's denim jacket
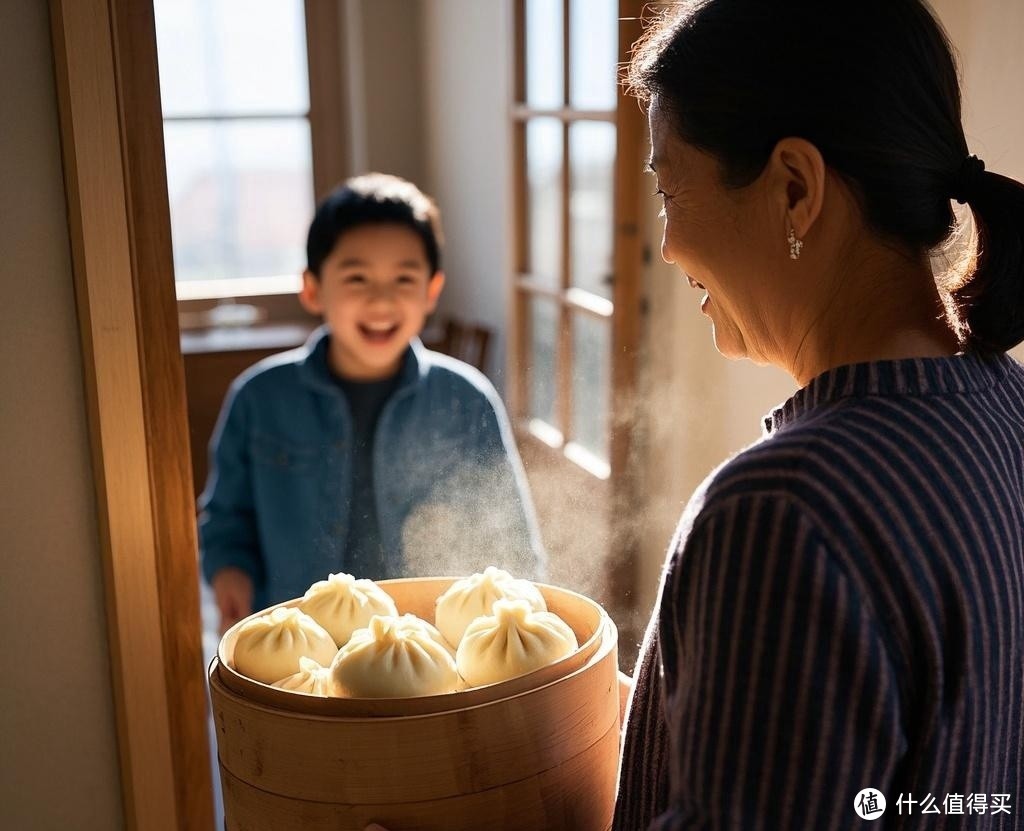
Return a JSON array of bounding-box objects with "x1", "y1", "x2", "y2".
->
[{"x1": 199, "y1": 327, "x2": 546, "y2": 610}]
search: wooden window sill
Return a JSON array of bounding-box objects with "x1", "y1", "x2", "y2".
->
[{"x1": 179, "y1": 323, "x2": 317, "y2": 356}]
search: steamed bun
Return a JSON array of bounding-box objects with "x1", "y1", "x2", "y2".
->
[
  {"x1": 271, "y1": 657, "x2": 333, "y2": 696},
  {"x1": 392, "y1": 613, "x2": 456, "y2": 656},
  {"x1": 233, "y1": 607, "x2": 337, "y2": 685},
  {"x1": 298, "y1": 572, "x2": 398, "y2": 647},
  {"x1": 330, "y1": 615, "x2": 463, "y2": 697},
  {"x1": 456, "y1": 599, "x2": 577, "y2": 687},
  {"x1": 434, "y1": 566, "x2": 546, "y2": 647}
]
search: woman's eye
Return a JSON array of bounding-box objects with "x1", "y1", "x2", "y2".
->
[{"x1": 652, "y1": 188, "x2": 667, "y2": 198}]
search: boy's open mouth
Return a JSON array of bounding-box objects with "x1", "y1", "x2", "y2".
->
[{"x1": 358, "y1": 322, "x2": 400, "y2": 344}]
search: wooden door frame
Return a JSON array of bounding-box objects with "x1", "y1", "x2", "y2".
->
[{"x1": 49, "y1": 1, "x2": 212, "y2": 828}]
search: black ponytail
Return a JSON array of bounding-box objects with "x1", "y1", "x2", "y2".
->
[
  {"x1": 628, "y1": 0, "x2": 1024, "y2": 354},
  {"x1": 953, "y1": 171, "x2": 1024, "y2": 354}
]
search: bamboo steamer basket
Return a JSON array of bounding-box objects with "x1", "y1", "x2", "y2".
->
[
  {"x1": 216, "y1": 577, "x2": 610, "y2": 717},
  {"x1": 210, "y1": 577, "x2": 620, "y2": 831}
]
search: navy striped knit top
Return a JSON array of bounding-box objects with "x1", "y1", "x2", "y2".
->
[{"x1": 614, "y1": 351, "x2": 1024, "y2": 830}]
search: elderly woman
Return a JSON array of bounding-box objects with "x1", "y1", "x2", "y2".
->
[{"x1": 614, "y1": 0, "x2": 1024, "y2": 829}]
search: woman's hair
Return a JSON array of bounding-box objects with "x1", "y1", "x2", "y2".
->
[
  {"x1": 306, "y1": 173, "x2": 444, "y2": 278},
  {"x1": 628, "y1": 0, "x2": 1024, "y2": 354}
]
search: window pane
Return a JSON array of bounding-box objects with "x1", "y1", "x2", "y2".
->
[
  {"x1": 570, "y1": 121, "x2": 616, "y2": 299},
  {"x1": 527, "y1": 118, "x2": 563, "y2": 287},
  {"x1": 529, "y1": 296, "x2": 559, "y2": 427},
  {"x1": 164, "y1": 119, "x2": 313, "y2": 281},
  {"x1": 572, "y1": 314, "x2": 610, "y2": 459},
  {"x1": 525, "y1": 0, "x2": 563, "y2": 108},
  {"x1": 569, "y1": 0, "x2": 618, "y2": 110},
  {"x1": 154, "y1": 0, "x2": 309, "y2": 117}
]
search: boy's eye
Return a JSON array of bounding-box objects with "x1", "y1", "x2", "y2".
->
[
  {"x1": 396, "y1": 275, "x2": 416, "y2": 285},
  {"x1": 344, "y1": 274, "x2": 367, "y2": 285}
]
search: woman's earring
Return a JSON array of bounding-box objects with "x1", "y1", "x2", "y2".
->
[{"x1": 787, "y1": 226, "x2": 803, "y2": 260}]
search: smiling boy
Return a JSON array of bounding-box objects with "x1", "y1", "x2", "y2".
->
[{"x1": 199, "y1": 174, "x2": 545, "y2": 632}]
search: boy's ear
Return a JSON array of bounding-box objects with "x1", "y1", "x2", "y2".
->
[
  {"x1": 426, "y1": 271, "x2": 445, "y2": 314},
  {"x1": 299, "y1": 270, "x2": 323, "y2": 315}
]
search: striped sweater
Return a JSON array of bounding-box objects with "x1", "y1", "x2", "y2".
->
[{"x1": 614, "y1": 351, "x2": 1024, "y2": 830}]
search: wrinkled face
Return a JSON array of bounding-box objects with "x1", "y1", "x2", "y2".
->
[
  {"x1": 648, "y1": 99, "x2": 780, "y2": 362},
  {"x1": 301, "y1": 223, "x2": 444, "y2": 380}
]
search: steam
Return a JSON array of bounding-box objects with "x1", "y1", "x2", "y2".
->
[{"x1": 400, "y1": 461, "x2": 540, "y2": 581}]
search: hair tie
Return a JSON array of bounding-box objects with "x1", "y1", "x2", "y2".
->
[{"x1": 952, "y1": 154, "x2": 986, "y2": 204}]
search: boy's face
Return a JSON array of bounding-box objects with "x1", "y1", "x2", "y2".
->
[{"x1": 300, "y1": 223, "x2": 445, "y2": 381}]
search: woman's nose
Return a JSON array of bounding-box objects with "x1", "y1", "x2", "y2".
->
[{"x1": 661, "y1": 237, "x2": 674, "y2": 265}]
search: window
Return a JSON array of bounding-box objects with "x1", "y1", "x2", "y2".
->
[
  {"x1": 154, "y1": 0, "x2": 346, "y2": 302},
  {"x1": 511, "y1": 0, "x2": 630, "y2": 478}
]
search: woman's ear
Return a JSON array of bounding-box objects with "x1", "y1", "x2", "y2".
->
[
  {"x1": 426, "y1": 271, "x2": 446, "y2": 313},
  {"x1": 298, "y1": 270, "x2": 323, "y2": 315},
  {"x1": 770, "y1": 137, "x2": 827, "y2": 240}
]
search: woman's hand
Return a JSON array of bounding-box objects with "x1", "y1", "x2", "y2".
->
[{"x1": 211, "y1": 567, "x2": 253, "y2": 635}]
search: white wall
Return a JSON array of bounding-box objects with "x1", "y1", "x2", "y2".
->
[
  {"x1": 418, "y1": 0, "x2": 513, "y2": 388},
  {"x1": 932, "y1": 0, "x2": 1024, "y2": 184},
  {"x1": 0, "y1": 1, "x2": 125, "y2": 827},
  {"x1": 348, "y1": 0, "x2": 428, "y2": 186}
]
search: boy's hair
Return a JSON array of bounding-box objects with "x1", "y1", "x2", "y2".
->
[{"x1": 306, "y1": 173, "x2": 444, "y2": 278}]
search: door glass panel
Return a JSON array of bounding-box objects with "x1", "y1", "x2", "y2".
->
[
  {"x1": 569, "y1": 121, "x2": 616, "y2": 299},
  {"x1": 526, "y1": 118, "x2": 563, "y2": 287},
  {"x1": 569, "y1": 0, "x2": 618, "y2": 111},
  {"x1": 529, "y1": 296, "x2": 559, "y2": 428},
  {"x1": 571, "y1": 313, "x2": 610, "y2": 460},
  {"x1": 525, "y1": 0, "x2": 563, "y2": 109}
]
